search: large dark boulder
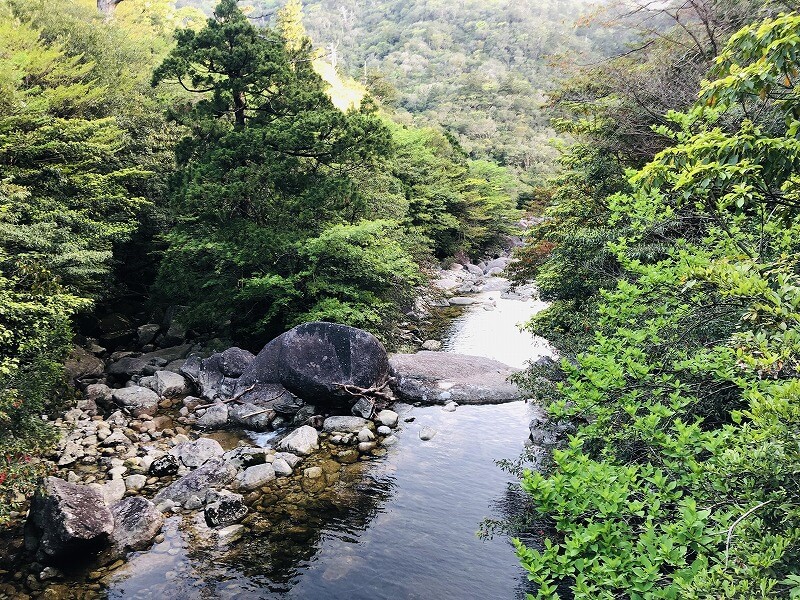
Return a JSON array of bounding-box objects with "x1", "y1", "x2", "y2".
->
[
  {"x1": 236, "y1": 322, "x2": 389, "y2": 404},
  {"x1": 180, "y1": 353, "x2": 237, "y2": 401},
  {"x1": 25, "y1": 477, "x2": 114, "y2": 564}
]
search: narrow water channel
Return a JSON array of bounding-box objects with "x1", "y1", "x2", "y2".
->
[{"x1": 105, "y1": 277, "x2": 553, "y2": 600}]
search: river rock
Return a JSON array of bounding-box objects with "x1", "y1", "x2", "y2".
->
[
  {"x1": 180, "y1": 353, "x2": 236, "y2": 401},
  {"x1": 170, "y1": 438, "x2": 224, "y2": 468},
  {"x1": 275, "y1": 452, "x2": 302, "y2": 469},
  {"x1": 322, "y1": 416, "x2": 369, "y2": 433},
  {"x1": 448, "y1": 297, "x2": 476, "y2": 306},
  {"x1": 149, "y1": 454, "x2": 180, "y2": 477},
  {"x1": 236, "y1": 322, "x2": 390, "y2": 404},
  {"x1": 153, "y1": 371, "x2": 189, "y2": 397},
  {"x1": 107, "y1": 497, "x2": 163, "y2": 557},
  {"x1": 276, "y1": 425, "x2": 319, "y2": 456},
  {"x1": 236, "y1": 464, "x2": 275, "y2": 491},
  {"x1": 124, "y1": 474, "x2": 147, "y2": 492},
  {"x1": 377, "y1": 425, "x2": 392, "y2": 436},
  {"x1": 204, "y1": 491, "x2": 247, "y2": 527},
  {"x1": 221, "y1": 347, "x2": 255, "y2": 378},
  {"x1": 376, "y1": 410, "x2": 399, "y2": 428},
  {"x1": 25, "y1": 477, "x2": 114, "y2": 564},
  {"x1": 351, "y1": 397, "x2": 374, "y2": 419},
  {"x1": 137, "y1": 324, "x2": 160, "y2": 347},
  {"x1": 421, "y1": 340, "x2": 442, "y2": 351},
  {"x1": 64, "y1": 346, "x2": 105, "y2": 384},
  {"x1": 107, "y1": 357, "x2": 149, "y2": 379},
  {"x1": 419, "y1": 427, "x2": 437, "y2": 441},
  {"x1": 388, "y1": 352, "x2": 524, "y2": 404},
  {"x1": 228, "y1": 401, "x2": 274, "y2": 431},
  {"x1": 223, "y1": 447, "x2": 266, "y2": 470},
  {"x1": 466, "y1": 264, "x2": 484, "y2": 276},
  {"x1": 196, "y1": 403, "x2": 229, "y2": 429},
  {"x1": 153, "y1": 458, "x2": 237, "y2": 505},
  {"x1": 111, "y1": 386, "x2": 159, "y2": 417},
  {"x1": 272, "y1": 458, "x2": 293, "y2": 476}
]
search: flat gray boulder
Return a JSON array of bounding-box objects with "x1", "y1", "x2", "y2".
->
[
  {"x1": 153, "y1": 370, "x2": 189, "y2": 397},
  {"x1": 111, "y1": 386, "x2": 159, "y2": 417},
  {"x1": 153, "y1": 458, "x2": 237, "y2": 505},
  {"x1": 388, "y1": 352, "x2": 524, "y2": 404},
  {"x1": 322, "y1": 416, "x2": 369, "y2": 433},
  {"x1": 170, "y1": 437, "x2": 225, "y2": 468},
  {"x1": 25, "y1": 477, "x2": 114, "y2": 564}
]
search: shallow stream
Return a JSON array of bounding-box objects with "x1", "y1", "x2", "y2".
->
[{"x1": 103, "y1": 277, "x2": 554, "y2": 600}]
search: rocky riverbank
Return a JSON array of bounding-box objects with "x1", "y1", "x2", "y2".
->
[{"x1": 0, "y1": 246, "x2": 546, "y2": 599}]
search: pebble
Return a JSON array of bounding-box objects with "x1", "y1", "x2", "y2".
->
[{"x1": 377, "y1": 425, "x2": 392, "y2": 436}]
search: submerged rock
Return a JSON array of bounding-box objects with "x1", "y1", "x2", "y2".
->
[
  {"x1": 25, "y1": 477, "x2": 114, "y2": 564},
  {"x1": 204, "y1": 491, "x2": 248, "y2": 528},
  {"x1": 388, "y1": 352, "x2": 524, "y2": 404}
]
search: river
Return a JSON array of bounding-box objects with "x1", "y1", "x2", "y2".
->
[{"x1": 104, "y1": 277, "x2": 553, "y2": 600}]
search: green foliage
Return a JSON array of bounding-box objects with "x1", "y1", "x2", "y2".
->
[
  {"x1": 152, "y1": 0, "x2": 420, "y2": 340},
  {"x1": 515, "y1": 13, "x2": 800, "y2": 599},
  {"x1": 0, "y1": 0, "x2": 177, "y2": 522}
]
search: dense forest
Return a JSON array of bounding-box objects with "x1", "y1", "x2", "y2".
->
[
  {"x1": 0, "y1": 0, "x2": 523, "y2": 520},
  {"x1": 511, "y1": 0, "x2": 800, "y2": 597},
  {"x1": 178, "y1": 0, "x2": 630, "y2": 176}
]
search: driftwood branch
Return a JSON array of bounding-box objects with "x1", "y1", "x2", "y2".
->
[
  {"x1": 334, "y1": 379, "x2": 394, "y2": 402},
  {"x1": 196, "y1": 384, "x2": 255, "y2": 409}
]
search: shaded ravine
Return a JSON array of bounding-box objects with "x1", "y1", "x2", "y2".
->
[{"x1": 103, "y1": 276, "x2": 553, "y2": 600}]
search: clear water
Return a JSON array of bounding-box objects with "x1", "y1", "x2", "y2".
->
[{"x1": 103, "y1": 276, "x2": 552, "y2": 600}]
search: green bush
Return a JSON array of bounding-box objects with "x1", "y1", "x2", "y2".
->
[{"x1": 516, "y1": 13, "x2": 800, "y2": 598}]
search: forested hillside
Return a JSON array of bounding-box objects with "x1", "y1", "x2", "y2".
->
[
  {"x1": 0, "y1": 0, "x2": 522, "y2": 519},
  {"x1": 511, "y1": 0, "x2": 800, "y2": 597},
  {"x1": 178, "y1": 0, "x2": 627, "y2": 174}
]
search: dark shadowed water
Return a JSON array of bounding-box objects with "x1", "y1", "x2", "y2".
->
[{"x1": 104, "y1": 278, "x2": 553, "y2": 600}]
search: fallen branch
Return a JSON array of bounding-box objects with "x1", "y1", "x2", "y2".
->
[
  {"x1": 196, "y1": 384, "x2": 255, "y2": 409},
  {"x1": 334, "y1": 379, "x2": 394, "y2": 402},
  {"x1": 725, "y1": 499, "x2": 774, "y2": 568}
]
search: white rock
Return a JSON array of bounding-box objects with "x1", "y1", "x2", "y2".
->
[
  {"x1": 376, "y1": 410, "x2": 399, "y2": 428},
  {"x1": 154, "y1": 371, "x2": 190, "y2": 397},
  {"x1": 377, "y1": 425, "x2": 392, "y2": 436},
  {"x1": 125, "y1": 474, "x2": 147, "y2": 492},
  {"x1": 217, "y1": 524, "x2": 245, "y2": 544},
  {"x1": 443, "y1": 402, "x2": 458, "y2": 412},
  {"x1": 275, "y1": 452, "x2": 302, "y2": 468},
  {"x1": 170, "y1": 437, "x2": 224, "y2": 468},
  {"x1": 276, "y1": 425, "x2": 319, "y2": 456},
  {"x1": 272, "y1": 458, "x2": 293, "y2": 476},
  {"x1": 357, "y1": 428, "x2": 375, "y2": 442},
  {"x1": 419, "y1": 427, "x2": 437, "y2": 441}
]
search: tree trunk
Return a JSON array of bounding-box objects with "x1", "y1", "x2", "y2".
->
[{"x1": 97, "y1": 0, "x2": 123, "y2": 16}]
